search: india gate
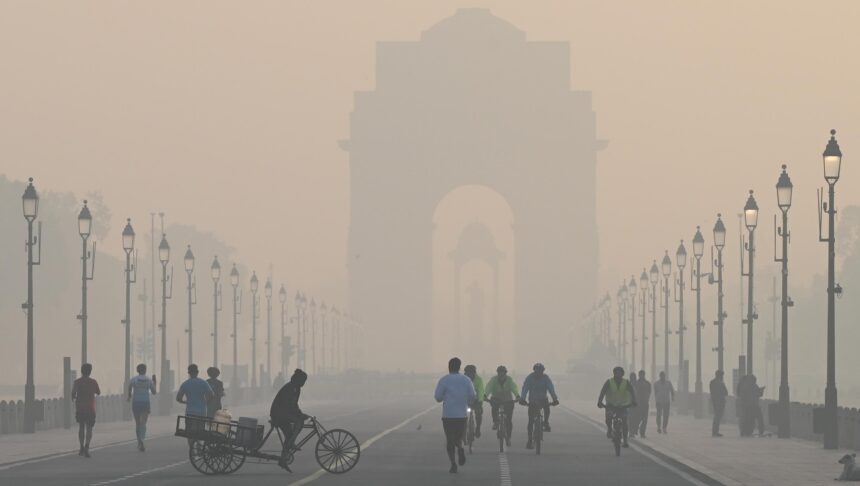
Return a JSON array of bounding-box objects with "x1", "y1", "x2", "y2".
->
[{"x1": 343, "y1": 9, "x2": 603, "y2": 371}]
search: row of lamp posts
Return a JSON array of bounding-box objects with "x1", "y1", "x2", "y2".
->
[
  {"x1": 17, "y1": 178, "x2": 361, "y2": 430},
  {"x1": 587, "y1": 129, "x2": 842, "y2": 448}
]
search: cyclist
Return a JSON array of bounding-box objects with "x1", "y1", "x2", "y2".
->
[
  {"x1": 271, "y1": 369, "x2": 310, "y2": 471},
  {"x1": 463, "y1": 365, "x2": 484, "y2": 438},
  {"x1": 127, "y1": 363, "x2": 157, "y2": 451},
  {"x1": 597, "y1": 366, "x2": 638, "y2": 448},
  {"x1": 520, "y1": 363, "x2": 559, "y2": 449},
  {"x1": 484, "y1": 365, "x2": 520, "y2": 447}
]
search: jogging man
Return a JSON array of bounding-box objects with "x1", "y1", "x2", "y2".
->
[
  {"x1": 72, "y1": 363, "x2": 101, "y2": 458},
  {"x1": 463, "y1": 364, "x2": 484, "y2": 438},
  {"x1": 127, "y1": 363, "x2": 157, "y2": 451},
  {"x1": 434, "y1": 357, "x2": 476, "y2": 474},
  {"x1": 520, "y1": 363, "x2": 559, "y2": 449}
]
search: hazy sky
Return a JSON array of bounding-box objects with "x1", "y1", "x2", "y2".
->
[{"x1": 2, "y1": 1, "x2": 859, "y2": 304}]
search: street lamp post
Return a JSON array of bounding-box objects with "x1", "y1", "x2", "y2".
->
[
  {"x1": 742, "y1": 190, "x2": 759, "y2": 376},
  {"x1": 629, "y1": 277, "x2": 637, "y2": 371},
  {"x1": 22, "y1": 178, "x2": 41, "y2": 433},
  {"x1": 320, "y1": 302, "x2": 328, "y2": 374},
  {"x1": 711, "y1": 215, "x2": 727, "y2": 373},
  {"x1": 229, "y1": 265, "x2": 241, "y2": 391},
  {"x1": 310, "y1": 299, "x2": 318, "y2": 374},
  {"x1": 649, "y1": 262, "x2": 659, "y2": 381},
  {"x1": 157, "y1": 233, "x2": 173, "y2": 415},
  {"x1": 210, "y1": 257, "x2": 222, "y2": 368},
  {"x1": 294, "y1": 292, "x2": 304, "y2": 369},
  {"x1": 675, "y1": 241, "x2": 688, "y2": 402},
  {"x1": 775, "y1": 164, "x2": 794, "y2": 438},
  {"x1": 279, "y1": 285, "x2": 287, "y2": 377},
  {"x1": 617, "y1": 286, "x2": 626, "y2": 363},
  {"x1": 250, "y1": 272, "x2": 259, "y2": 388},
  {"x1": 333, "y1": 306, "x2": 341, "y2": 373},
  {"x1": 692, "y1": 227, "x2": 706, "y2": 419},
  {"x1": 77, "y1": 201, "x2": 96, "y2": 365},
  {"x1": 184, "y1": 246, "x2": 196, "y2": 365},
  {"x1": 640, "y1": 270, "x2": 648, "y2": 373},
  {"x1": 265, "y1": 278, "x2": 272, "y2": 386},
  {"x1": 819, "y1": 129, "x2": 842, "y2": 449},
  {"x1": 122, "y1": 219, "x2": 136, "y2": 421},
  {"x1": 661, "y1": 252, "x2": 672, "y2": 379}
]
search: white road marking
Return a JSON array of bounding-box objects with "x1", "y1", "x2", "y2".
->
[
  {"x1": 88, "y1": 460, "x2": 187, "y2": 486},
  {"x1": 498, "y1": 452, "x2": 513, "y2": 486},
  {"x1": 560, "y1": 406, "x2": 713, "y2": 486},
  {"x1": 290, "y1": 404, "x2": 438, "y2": 485}
]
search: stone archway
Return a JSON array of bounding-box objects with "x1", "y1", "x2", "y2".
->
[{"x1": 344, "y1": 8, "x2": 604, "y2": 371}]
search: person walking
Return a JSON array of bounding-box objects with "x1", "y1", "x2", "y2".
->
[
  {"x1": 653, "y1": 371, "x2": 674, "y2": 434},
  {"x1": 72, "y1": 363, "x2": 101, "y2": 458},
  {"x1": 127, "y1": 363, "x2": 157, "y2": 451},
  {"x1": 635, "y1": 370, "x2": 652, "y2": 438},
  {"x1": 176, "y1": 364, "x2": 214, "y2": 417},
  {"x1": 628, "y1": 372, "x2": 640, "y2": 437},
  {"x1": 434, "y1": 357, "x2": 476, "y2": 474},
  {"x1": 709, "y1": 370, "x2": 728, "y2": 437},
  {"x1": 205, "y1": 367, "x2": 225, "y2": 417}
]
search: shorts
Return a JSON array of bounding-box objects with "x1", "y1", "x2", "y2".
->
[
  {"x1": 132, "y1": 402, "x2": 151, "y2": 415},
  {"x1": 76, "y1": 410, "x2": 96, "y2": 427}
]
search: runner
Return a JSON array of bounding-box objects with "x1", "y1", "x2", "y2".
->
[
  {"x1": 434, "y1": 357, "x2": 476, "y2": 474},
  {"x1": 72, "y1": 363, "x2": 101, "y2": 458},
  {"x1": 127, "y1": 363, "x2": 157, "y2": 451}
]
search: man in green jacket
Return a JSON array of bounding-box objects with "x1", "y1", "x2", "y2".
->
[
  {"x1": 463, "y1": 365, "x2": 484, "y2": 438},
  {"x1": 484, "y1": 365, "x2": 521, "y2": 446}
]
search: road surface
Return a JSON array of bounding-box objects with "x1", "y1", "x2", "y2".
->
[{"x1": 0, "y1": 398, "x2": 716, "y2": 485}]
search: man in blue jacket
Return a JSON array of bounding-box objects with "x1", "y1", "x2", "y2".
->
[
  {"x1": 434, "y1": 357, "x2": 476, "y2": 474},
  {"x1": 520, "y1": 363, "x2": 559, "y2": 449}
]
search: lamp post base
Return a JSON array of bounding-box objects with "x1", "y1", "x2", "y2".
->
[
  {"x1": 824, "y1": 386, "x2": 838, "y2": 449},
  {"x1": 778, "y1": 384, "x2": 790, "y2": 438}
]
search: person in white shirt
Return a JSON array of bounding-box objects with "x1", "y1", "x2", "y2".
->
[{"x1": 434, "y1": 357, "x2": 476, "y2": 474}]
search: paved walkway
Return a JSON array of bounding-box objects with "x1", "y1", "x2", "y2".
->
[
  {"x1": 0, "y1": 400, "x2": 288, "y2": 466},
  {"x1": 569, "y1": 400, "x2": 849, "y2": 485}
]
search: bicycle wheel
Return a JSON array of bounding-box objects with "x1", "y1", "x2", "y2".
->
[
  {"x1": 613, "y1": 423, "x2": 622, "y2": 457},
  {"x1": 535, "y1": 416, "x2": 542, "y2": 455},
  {"x1": 221, "y1": 446, "x2": 246, "y2": 474},
  {"x1": 498, "y1": 418, "x2": 505, "y2": 453},
  {"x1": 189, "y1": 441, "x2": 219, "y2": 475},
  {"x1": 316, "y1": 429, "x2": 360, "y2": 474},
  {"x1": 467, "y1": 414, "x2": 475, "y2": 454}
]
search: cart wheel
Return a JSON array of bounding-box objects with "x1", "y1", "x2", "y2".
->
[
  {"x1": 203, "y1": 442, "x2": 242, "y2": 474},
  {"x1": 220, "y1": 447, "x2": 246, "y2": 474},
  {"x1": 315, "y1": 429, "x2": 360, "y2": 474},
  {"x1": 188, "y1": 441, "x2": 219, "y2": 475}
]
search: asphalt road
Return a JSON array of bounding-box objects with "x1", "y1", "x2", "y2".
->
[{"x1": 0, "y1": 398, "x2": 710, "y2": 485}]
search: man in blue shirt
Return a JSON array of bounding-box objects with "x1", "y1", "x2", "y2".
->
[
  {"x1": 520, "y1": 363, "x2": 559, "y2": 449},
  {"x1": 176, "y1": 364, "x2": 214, "y2": 417},
  {"x1": 127, "y1": 363, "x2": 157, "y2": 451},
  {"x1": 434, "y1": 357, "x2": 476, "y2": 474}
]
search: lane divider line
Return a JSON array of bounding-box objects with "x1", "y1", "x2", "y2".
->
[
  {"x1": 290, "y1": 404, "x2": 438, "y2": 486},
  {"x1": 89, "y1": 460, "x2": 187, "y2": 486},
  {"x1": 559, "y1": 405, "x2": 718, "y2": 486},
  {"x1": 498, "y1": 452, "x2": 512, "y2": 486}
]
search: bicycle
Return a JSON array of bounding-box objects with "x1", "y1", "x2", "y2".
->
[
  {"x1": 464, "y1": 405, "x2": 476, "y2": 454},
  {"x1": 487, "y1": 399, "x2": 515, "y2": 453},
  {"x1": 175, "y1": 414, "x2": 360, "y2": 475},
  {"x1": 525, "y1": 399, "x2": 557, "y2": 456},
  {"x1": 599, "y1": 404, "x2": 632, "y2": 457}
]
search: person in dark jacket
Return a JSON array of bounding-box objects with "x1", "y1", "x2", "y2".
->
[
  {"x1": 635, "y1": 370, "x2": 652, "y2": 438},
  {"x1": 205, "y1": 367, "x2": 225, "y2": 417},
  {"x1": 270, "y1": 369, "x2": 309, "y2": 470},
  {"x1": 709, "y1": 370, "x2": 728, "y2": 437},
  {"x1": 628, "y1": 372, "x2": 640, "y2": 437}
]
